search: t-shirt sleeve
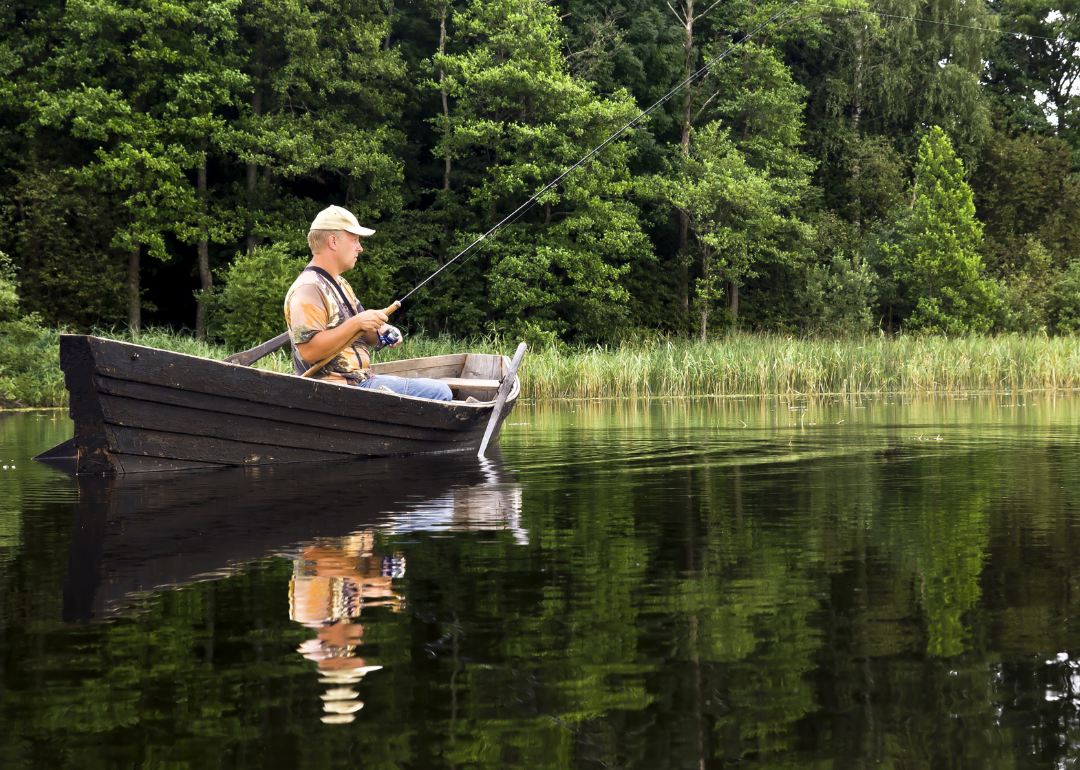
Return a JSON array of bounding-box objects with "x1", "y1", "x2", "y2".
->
[{"x1": 286, "y1": 283, "x2": 331, "y2": 346}]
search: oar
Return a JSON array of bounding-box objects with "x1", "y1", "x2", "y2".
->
[
  {"x1": 301, "y1": 301, "x2": 401, "y2": 379},
  {"x1": 224, "y1": 331, "x2": 291, "y2": 367},
  {"x1": 478, "y1": 342, "x2": 527, "y2": 458}
]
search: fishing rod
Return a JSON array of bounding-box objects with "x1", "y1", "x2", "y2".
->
[
  {"x1": 290, "y1": 0, "x2": 799, "y2": 379},
  {"x1": 393, "y1": 0, "x2": 802, "y2": 309}
]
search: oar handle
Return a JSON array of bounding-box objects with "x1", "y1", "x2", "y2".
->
[
  {"x1": 478, "y1": 342, "x2": 528, "y2": 458},
  {"x1": 300, "y1": 302, "x2": 403, "y2": 380}
]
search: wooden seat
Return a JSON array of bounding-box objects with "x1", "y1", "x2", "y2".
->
[{"x1": 440, "y1": 378, "x2": 501, "y2": 391}]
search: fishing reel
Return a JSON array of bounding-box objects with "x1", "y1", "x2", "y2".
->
[{"x1": 376, "y1": 325, "x2": 403, "y2": 351}]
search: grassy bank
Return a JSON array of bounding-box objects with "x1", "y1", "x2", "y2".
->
[
  {"x1": 519, "y1": 334, "x2": 1080, "y2": 399},
  {"x1": 1, "y1": 328, "x2": 1077, "y2": 408}
]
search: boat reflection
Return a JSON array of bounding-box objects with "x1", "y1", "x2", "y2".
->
[
  {"x1": 281, "y1": 461, "x2": 524, "y2": 724},
  {"x1": 62, "y1": 449, "x2": 523, "y2": 620},
  {"x1": 60, "y1": 449, "x2": 524, "y2": 724}
]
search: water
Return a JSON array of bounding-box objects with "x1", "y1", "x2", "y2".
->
[{"x1": 1, "y1": 393, "x2": 1079, "y2": 769}]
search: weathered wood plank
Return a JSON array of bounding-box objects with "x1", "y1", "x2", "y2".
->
[
  {"x1": 461, "y1": 354, "x2": 502, "y2": 380},
  {"x1": 370, "y1": 354, "x2": 466, "y2": 379},
  {"x1": 113, "y1": 453, "x2": 228, "y2": 473},
  {"x1": 61, "y1": 336, "x2": 122, "y2": 474},
  {"x1": 223, "y1": 332, "x2": 290, "y2": 367},
  {"x1": 98, "y1": 395, "x2": 484, "y2": 455},
  {"x1": 104, "y1": 425, "x2": 353, "y2": 466},
  {"x1": 457, "y1": 354, "x2": 510, "y2": 401},
  {"x1": 95, "y1": 376, "x2": 470, "y2": 442}
]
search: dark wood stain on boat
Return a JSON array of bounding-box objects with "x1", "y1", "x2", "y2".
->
[{"x1": 53, "y1": 335, "x2": 520, "y2": 474}]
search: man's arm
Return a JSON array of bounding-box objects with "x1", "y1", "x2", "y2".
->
[{"x1": 296, "y1": 309, "x2": 388, "y2": 363}]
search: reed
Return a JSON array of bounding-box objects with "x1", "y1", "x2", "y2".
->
[{"x1": 515, "y1": 333, "x2": 1080, "y2": 399}]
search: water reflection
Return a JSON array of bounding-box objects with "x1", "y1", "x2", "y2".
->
[
  {"x1": 4, "y1": 396, "x2": 1080, "y2": 768},
  {"x1": 288, "y1": 532, "x2": 401, "y2": 723}
]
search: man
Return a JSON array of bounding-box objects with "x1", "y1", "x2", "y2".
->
[{"x1": 284, "y1": 205, "x2": 453, "y2": 401}]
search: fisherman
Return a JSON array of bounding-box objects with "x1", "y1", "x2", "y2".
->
[{"x1": 284, "y1": 205, "x2": 453, "y2": 401}]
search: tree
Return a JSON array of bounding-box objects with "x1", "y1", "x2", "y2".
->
[
  {"x1": 973, "y1": 128, "x2": 1080, "y2": 331},
  {"x1": 875, "y1": 127, "x2": 995, "y2": 333},
  {"x1": 659, "y1": 45, "x2": 815, "y2": 337},
  {"x1": 984, "y1": 0, "x2": 1080, "y2": 143},
  {"x1": 31, "y1": 0, "x2": 247, "y2": 332},
  {"x1": 797, "y1": 0, "x2": 996, "y2": 228},
  {"x1": 222, "y1": 0, "x2": 407, "y2": 252},
  {"x1": 424, "y1": 0, "x2": 653, "y2": 340}
]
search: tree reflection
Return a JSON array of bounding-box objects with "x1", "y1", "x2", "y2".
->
[{"x1": 1, "y1": 398, "x2": 1080, "y2": 768}]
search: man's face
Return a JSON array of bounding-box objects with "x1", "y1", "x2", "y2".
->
[{"x1": 332, "y1": 231, "x2": 364, "y2": 271}]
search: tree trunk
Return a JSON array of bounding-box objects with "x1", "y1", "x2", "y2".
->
[
  {"x1": 677, "y1": 0, "x2": 696, "y2": 322},
  {"x1": 384, "y1": 0, "x2": 394, "y2": 50},
  {"x1": 196, "y1": 154, "x2": 212, "y2": 340},
  {"x1": 851, "y1": 27, "x2": 864, "y2": 232},
  {"x1": 128, "y1": 239, "x2": 141, "y2": 333},
  {"x1": 700, "y1": 248, "x2": 710, "y2": 342},
  {"x1": 246, "y1": 86, "x2": 262, "y2": 253},
  {"x1": 727, "y1": 281, "x2": 739, "y2": 324},
  {"x1": 440, "y1": 2, "x2": 451, "y2": 193}
]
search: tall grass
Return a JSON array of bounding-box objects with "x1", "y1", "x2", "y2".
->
[
  {"x1": 2, "y1": 328, "x2": 1077, "y2": 408},
  {"x1": 518, "y1": 334, "x2": 1080, "y2": 399}
]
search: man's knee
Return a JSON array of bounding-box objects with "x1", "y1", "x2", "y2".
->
[{"x1": 417, "y1": 378, "x2": 453, "y2": 402}]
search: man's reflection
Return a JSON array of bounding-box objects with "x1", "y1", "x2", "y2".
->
[{"x1": 288, "y1": 531, "x2": 404, "y2": 724}]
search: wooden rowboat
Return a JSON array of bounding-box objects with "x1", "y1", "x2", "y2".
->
[{"x1": 42, "y1": 334, "x2": 521, "y2": 474}]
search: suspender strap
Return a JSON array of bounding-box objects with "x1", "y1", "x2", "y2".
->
[{"x1": 303, "y1": 266, "x2": 363, "y2": 316}]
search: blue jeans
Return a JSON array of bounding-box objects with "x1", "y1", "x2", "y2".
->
[{"x1": 356, "y1": 374, "x2": 453, "y2": 402}]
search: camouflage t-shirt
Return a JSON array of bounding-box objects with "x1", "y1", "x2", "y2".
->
[{"x1": 284, "y1": 268, "x2": 371, "y2": 384}]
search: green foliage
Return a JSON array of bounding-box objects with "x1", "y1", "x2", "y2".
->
[
  {"x1": 973, "y1": 129, "x2": 1080, "y2": 333},
  {"x1": 426, "y1": 0, "x2": 652, "y2": 340},
  {"x1": 0, "y1": 315, "x2": 65, "y2": 408},
  {"x1": 984, "y1": 0, "x2": 1080, "y2": 145},
  {"x1": 0, "y1": 252, "x2": 67, "y2": 407},
  {"x1": 875, "y1": 127, "x2": 995, "y2": 333},
  {"x1": 203, "y1": 243, "x2": 308, "y2": 350},
  {"x1": 0, "y1": 0, "x2": 1075, "y2": 339},
  {"x1": 656, "y1": 45, "x2": 816, "y2": 337},
  {"x1": 1053, "y1": 258, "x2": 1080, "y2": 332},
  {"x1": 801, "y1": 250, "x2": 879, "y2": 335},
  {"x1": 0, "y1": 252, "x2": 17, "y2": 320}
]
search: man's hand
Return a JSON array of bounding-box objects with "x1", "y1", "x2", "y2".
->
[
  {"x1": 354, "y1": 309, "x2": 388, "y2": 332},
  {"x1": 296, "y1": 310, "x2": 386, "y2": 364},
  {"x1": 379, "y1": 324, "x2": 403, "y2": 348}
]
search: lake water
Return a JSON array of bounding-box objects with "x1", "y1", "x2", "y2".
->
[{"x1": 2, "y1": 393, "x2": 1079, "y2": 769}]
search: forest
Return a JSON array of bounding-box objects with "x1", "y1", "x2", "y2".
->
[{"x1": 2, "y1": 0, "x2": 1080, "y2": 347}]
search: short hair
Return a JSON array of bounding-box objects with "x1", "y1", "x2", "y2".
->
[{"x1": 307, "y1": 229, "x2": 346, "y2": 255}]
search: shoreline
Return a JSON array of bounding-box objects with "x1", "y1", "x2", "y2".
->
[{"x1": 2, "y1": 330, "x2": 1078, "y2": 408}]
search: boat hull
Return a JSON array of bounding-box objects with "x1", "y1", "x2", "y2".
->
[{"x1": 58, "y1": 335, "x2": 519, "y2": 474}]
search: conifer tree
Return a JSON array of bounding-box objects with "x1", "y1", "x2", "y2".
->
[{"x1": 878, "y1": 127, "x2": 995, "y2": 332}]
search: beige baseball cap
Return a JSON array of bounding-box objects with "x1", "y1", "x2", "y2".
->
[{"x1": 309, "y1": 205, "x2": 375, "y2": 237}]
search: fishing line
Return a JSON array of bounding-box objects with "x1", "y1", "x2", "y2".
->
[
  {"x1": 394, "y1": 0, "x2": 800, "y2": 309},
  {"x1": 804, "y1": 1, "x2": 1076, "y2": 44}
]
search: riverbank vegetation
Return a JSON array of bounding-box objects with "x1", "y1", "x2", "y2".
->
[
  {"x1": 2, "y1": 0, "x2": 1079, "y2": 342},
  {"x1": 3, "y1": 323, "x2": 1076, "y2": 408}
]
